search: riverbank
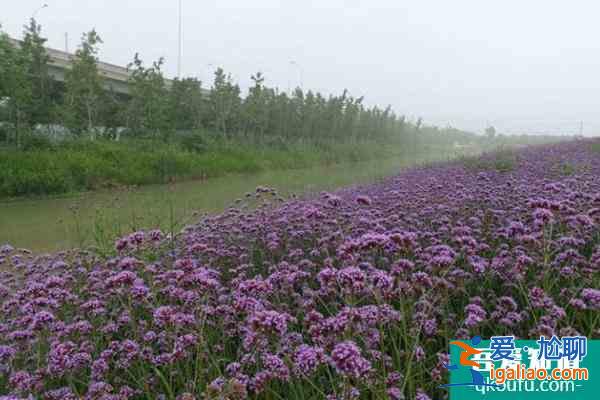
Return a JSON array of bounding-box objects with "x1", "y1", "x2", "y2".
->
[
  {"x1": 0, "y1": 151, "x2": 461, "y2": 253},
  {"x1": 0, "y1": 135, "x2": 461, "y2": 199}
]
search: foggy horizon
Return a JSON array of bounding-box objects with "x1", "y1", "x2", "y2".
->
[{"x1": 3, "y1": 0, "x2": 599, "y2": 136}]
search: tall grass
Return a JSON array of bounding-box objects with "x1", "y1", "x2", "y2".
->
[
  {"x1": 0, "y1": 134, "x2": 414, "y2": 198},
  {"x1": 460, "y1": 147, "x2": 518, "y2": 173}
]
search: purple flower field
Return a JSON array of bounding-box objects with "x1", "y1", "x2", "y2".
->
[{"x1": 1, "y1": 141, "x2": 599, "y2": 399}]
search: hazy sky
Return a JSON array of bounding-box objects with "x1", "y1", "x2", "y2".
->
[{"x1": 2, "y1": 0, "x2": 599, "y2": 135}]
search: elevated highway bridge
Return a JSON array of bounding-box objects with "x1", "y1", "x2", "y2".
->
[{"x1": 9, "y1": 37, "x2": 174, "y2": 95}]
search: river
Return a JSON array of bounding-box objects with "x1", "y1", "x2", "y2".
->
[{"x1": 0, "y1": 152, "x2": 457, "y2": 253}]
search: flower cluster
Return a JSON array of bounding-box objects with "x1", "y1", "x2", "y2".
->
[{"x1": 1, "y1": 141, "x2": 599, "y2": 399}]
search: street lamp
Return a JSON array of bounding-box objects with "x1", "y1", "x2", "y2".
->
[
  {"x1": 32, "y1": 3, "x2": 48, "y2": 19},
  {"x1": 178, "y1": 0, "x2": 183, "y2": 78}
]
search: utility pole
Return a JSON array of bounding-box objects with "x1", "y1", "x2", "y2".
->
[
  {"x1": 64, "y1": 32, "x2": 69, "y2": 53},
  {"x1": 178, "y1": 0, "x2": 182, "y2": 78},
  {"x1": 579, "y1": 120, "x2": 584, "y2": 136}
]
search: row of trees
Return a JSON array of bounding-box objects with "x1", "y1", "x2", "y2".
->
[
  {"x1": 1, "y1": 20, "x2": 56, "y2": 145},
  {"x1": 1, "y1": 19, "x2": 474, "y2": 147},
  {"x1": 0, "y1": 21, "x2": 120, "y2": 144}
]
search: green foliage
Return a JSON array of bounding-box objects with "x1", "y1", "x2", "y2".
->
[
  {"x1": 242, "y1": 72, "x2": 269, "y2": 135},
  {"x1": 168, "y1": 77, "x2": 204, "y2": 131},
  {"x1": 126, "y1": 54, "x2": 170, "y2": 139},
  {"x1": 589, "y1": 141, "x2": 600, "y2": 153},
  {"x1": 0, "y1": 27, "x2": 33, "y2": 147},
  {"x1": 99, "y1": 88, "x2": 127, "y2": 137},
  {"x1": 21, "y1": 18, "x2": 55, "y2": 126},
  {"x1": 0, "y1": 133, "x2": 422, "y2": 198},
  {"x1": 63, "y1": 30, "x2": 104, "y2": 135},
  {"x1": 209, "y1": 67, "x2": 242, "y2": 135},
  {"x1": 1, "y1": 19, "x2": 547, "y2": 151},
  {"x1": 0, "y1": 19, "x2": 572, "y2": 199},
  {"x1": 179, "y1": 132, "x2": 208, "y2": 153},
  {"x1": 461, "y1": 147, "x2": 517, "y2": 173},
  {"x1": 556, "y1": 161, "x2": 577, "y2": 176},
  {"x1": 19, "y1": 130, "x2": 55, "y2": 151}
]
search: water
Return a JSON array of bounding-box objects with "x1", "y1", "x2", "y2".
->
[{"x1": 0, "y1": 152, "x2": 454, "y2": 253}]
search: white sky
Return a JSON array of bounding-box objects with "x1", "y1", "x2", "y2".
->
[{"x1": 2, "y1": 0, "x2": 599, "y2": 135}]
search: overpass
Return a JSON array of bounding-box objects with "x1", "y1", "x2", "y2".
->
[{"x1": 9, "y1": 37, "x2": 173, "y2": 95}]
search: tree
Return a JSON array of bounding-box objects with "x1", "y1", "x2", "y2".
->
[
  {"x1": 168, "y1": 77, "x2": 204, "y2": 131},
  {"x1": 63, "y1": 30, "x2": 104, "y2": 136},
  {"x1": 485, "y1": 126, "x2": 496, "y2": 139},
  {"x1": 0, "y1": 28, "x2": 10, "y2": 98},
  {"x1": 415, "y1": 117, "x2": 423, "y2": 131},
  {"x1": 21, "y1": 18, "x2": 54, "y2": 127},
  {"x1": 126, "y1": 54, "x2": 170, "y2": 139},
  {"x1": 242, "y1": 72, "x2": 269, "y2": 137},
  {"x1": 3, "y1": 19, "x2": 478, "y2": 149},
  {"x1": 100, "y1": 88, "x2": 127, "y2": 139},
  {"x1": 0, "y1": 28, "x2": 32, "y2": 147},
  {"x1": 209, "y1": 68, "x2": 241, "y2": 136}
]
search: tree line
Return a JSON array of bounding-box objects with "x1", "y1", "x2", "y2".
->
[{"x1": 1, "y1": 20, "x2": 475, "y2": 148}]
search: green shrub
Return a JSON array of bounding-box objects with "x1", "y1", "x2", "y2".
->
[
  {"x1": 180, "y1": 132, "x2": 208, "y2": 153},
  {"x1": 0, "y1": 133, "x2": 442, "y2": 198},
  {"x1": 20, "y1": 133, "x2": 55, "y2": 151},
  {"x1": 462, "y1": 148, "x2": 517, "y2": 173}
]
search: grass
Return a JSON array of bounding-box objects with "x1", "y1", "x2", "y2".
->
[
  {"x1": 0, "y1": 134, "x2": 417, "y2": 199},
  {"x1": 589, "y1": 141, "x2": 600, "y2": 153},
  {"x1": 460, "y1": 147, "x2": 518, "y2": 173}
]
